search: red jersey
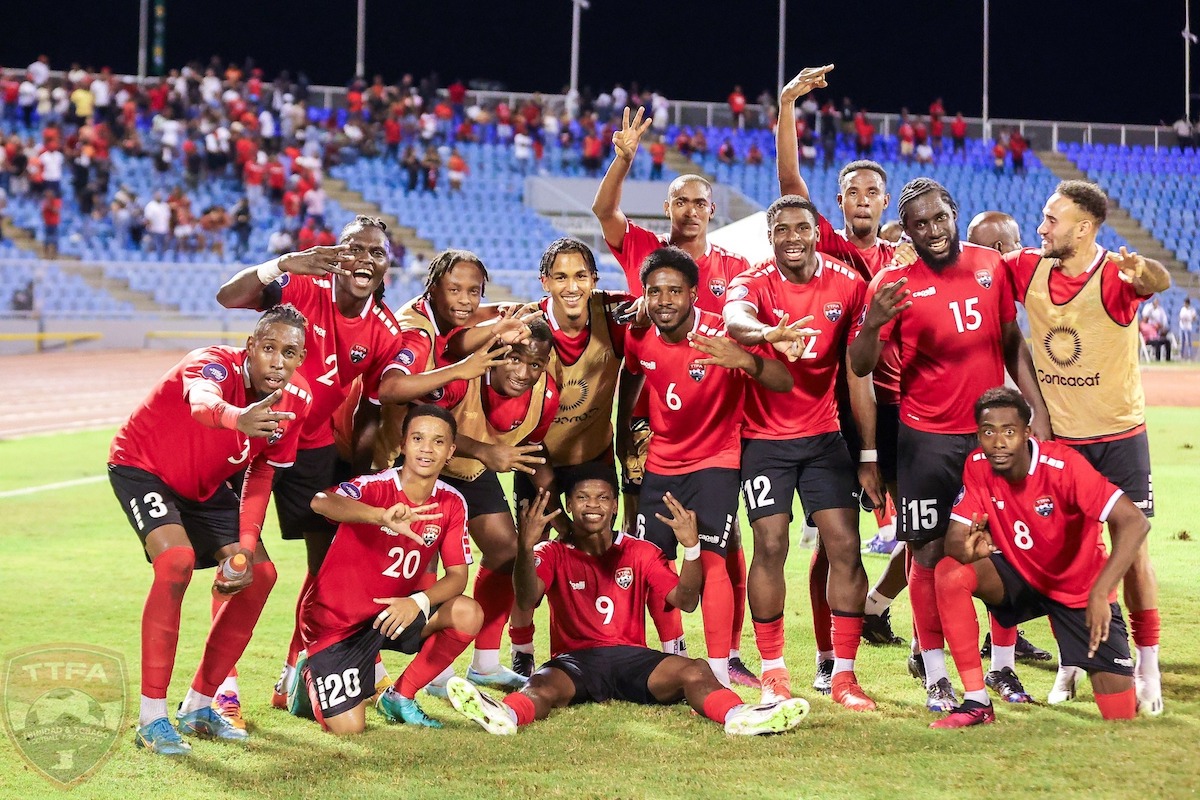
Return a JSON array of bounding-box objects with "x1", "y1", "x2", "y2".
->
[
  {"x1": 263, "y1": 273, "x2": 401, "y2": 449},
  {"x1": 727, "y1": 256, "x2": 865, "y2": 439},
  {"x1": 624, "y1": 310, "x2": 747, "y2": 473},
  {"x1": 385, "y1": 297, "x2": 463, "y2": 404},
  {"x1": 243, "y1": 160, "x2": 264, "y2": 186},
  {"x1": 857, "y1": 244, "x2": 1016, "y2": 435},
  {"x1": 609, "y1": 222, "x2": 749, "y2": 314},
  {"x1": 440, "y1": 372, "x2": 559, "y2": 446},
  {"x1": 533, "y1": 533, "x2": 681, "y2": 656},
  {"x1": 109, "y1": 346, "x2": 312, "y2": 501},
  {"x1": 1007, "y1": 247, "x2": 1146, "y2": 327},
  {"x1": 267, "y1": 162, "x2": 286, "y2": 190},
  {"x1": 301, "y1": 471, "x2": 471, "y2": 656},
  {"x1": 951, "y1": 438, "x2": 1122, "y2": 607}
]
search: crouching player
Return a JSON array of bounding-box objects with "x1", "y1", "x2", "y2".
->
[
  {"x1": 297, "y1": 404, "x2": 482, "y2": 733},
  {"x1": 932, "y1": 387, "x2": 1149, "y2": 728},
  {"x1": 446, "y1": 471, "x2": 810, "y2": 736}
]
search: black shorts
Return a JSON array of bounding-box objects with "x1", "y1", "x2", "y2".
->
[
  {"x1": 108, "y1": 464, "x2": 238, "y2": 570},
  {"x1": 1068, "y1": 431, "x2": 1154, "y2": 518},
  {"x1": 513, "y1": 450, "x2": 618, "y2": 510},
  {"x1": 986, "y1": 554, "x2": 1133, "y2": 677},
  {"x1": 896, "y1": 424, "x2": 977, "y2": 543},
  {"x1": 740, "y1": 433, "x2": 858, "y2": 524},
  {"x1": 638, "y1": 468, "x2": 738, "y2": 560},
  {"x1": 620, "y1": 417, "x2": 652, "y2": 495},
  {"x1": 303, "y1": 608, "x2": 434, "y2": 719},
  {"x1": 544, "y1": 645, "x2": 673, "y2": 706},
  {"x1": 440, "y1": 472, "x2": 510, "y2": 520},
  {"x1": 273, "y1": 445, "x2": 352, "y2": 540}
]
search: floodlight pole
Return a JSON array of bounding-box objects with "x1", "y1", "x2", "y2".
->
[
  {"x1": 982, "y1": 0, "x2": 990, "y2": 140},
  {"x1": 138, "y1": 0, "x2": 149, "y2": 81},
  {"x1": 355, "y1": 0, "x2": 366, "y2": 79},
  {"x1": 1187, "y1": 0, "x2": 1194, "y2": 120},
  {"x1": 570, "y1": 0, "x2": 589, "y2": 98},
  {"x1": 777, "y1": 0, "x2": 786, "y2": 97}
]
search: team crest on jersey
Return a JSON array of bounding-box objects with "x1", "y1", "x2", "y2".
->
[
  {"x1": 688, "y1": 361, "x2": 706, "y2": 382},
  {"x1": 953, "y1": 486, "x2": 966, "y2": 507},
  {"x1": 615, "y1": 566, "x2": 634, "y2": 590},
  {"x1": 975, "y1": 269, "x2": 993, "y2": 289},
  {"x1": 338, "y1": 481, "x2": 362, "y2": 499},
  {"x1": 200, "y1": 363, "x2": 228, "y2": 382},
  {"x1": 728, "y1": 284, "x2": 750, "y2": 302},
  {"x1": 268, "y1": 426, "x2": 285, "y2": 445},
  {"x1": 350, "y1": 344, "x2": 369, "y2": 364},
  {"x1": 1034, "y1": 495, "x2": 1054, "y2": 517},
  {"x1": 395, "y1": 348, "x2": 416, "y2": 367},
  {"x1": 709, "y1": 278, "x2": 727, "y2": 298},
  {"x1": 824, "y1": 301, "x2": 844, "y2": 322},
  {"x1": 421, "y1": 524, "x2": 441, "y2": 547}
]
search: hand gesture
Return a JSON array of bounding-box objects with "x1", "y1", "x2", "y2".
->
[
  {"x1": 857, "y1": 463, "x2": 884, "y2": 510},
  {"x1": 863, "y1": 277, "x2": 912, "y2": 331},
  {"x1": 212, "y1": 547, "x2": 255, "y2": 596},
  {"x1": 612, "y1": 106, "x2": 652, "y2": 162},
  {"x1": 459, "y1": 339, "x2": 513, "y2": 380},
  {"x1": 780, "y1": 65, "x2": 835, "y2": 105},
  {"x1": 1113, "y1": 246, "x2": 1145, "y2": 282},
  {"x1": 655, "y1": 491, "x2": 699, "y2": 550},
  {"x1": 378, "y1": 502, "x2": 441, "y2": 545},
  {"x1": 518, "y1": 488, "x2": 561, "y2": 551},
  {"x1": 688, "y1": 332, "x2": 753, "y2": 370},
  {"x1": 238, "y1": 389, "x2": 297, "y2": 437},
  {"x1": 762, "y1": 313, "x2": 820, "y2": 362},
  {"x1": 1085, "y1": 589, "x2": 1113, "y2": 658},
  {"x1": 280, "y1": 244, "x2": 355, "y2": 277},
  {"x1": 480, "y1": 443, "x2": 547, "y2": 476},
  {"x1": 372, "y1": 596, "x2": 421, "y2": 639},
  {"x1": 963, "y1": 513, "x2": 996, "y2": 562},
  {"x1": 890, "y1": 240, "x2": 917, "y2": 268}
]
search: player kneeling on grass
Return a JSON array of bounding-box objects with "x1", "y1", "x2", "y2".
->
[
  {"x1": 109, "y1": 304, "x2": 312, "y2": 755},
  {"x1": 932, "y1": 387, "x2": 1150, "y2": 729},
  {"x1": 297, "y1": 404, "x2": 481, "y2": 734},
  {"x1": 447, "y1": 470, "x2": 810, "y2": 736}
]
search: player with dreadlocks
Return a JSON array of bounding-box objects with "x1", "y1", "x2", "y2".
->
[{"x1": 848, "y1": 178, "x2": 1050, "y2": 715}]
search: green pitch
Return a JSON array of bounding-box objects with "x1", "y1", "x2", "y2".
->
[{"x1": 1, "y1": 408, "x2": 1197, "y2": 799}]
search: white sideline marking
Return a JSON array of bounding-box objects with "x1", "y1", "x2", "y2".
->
[{"x1": 0, "y1": 475, "x2": 106, "y2": 498}]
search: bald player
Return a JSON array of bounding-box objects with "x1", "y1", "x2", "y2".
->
[{"x1": 967, "y1": 212, "x2": 1022, "y2": 255}]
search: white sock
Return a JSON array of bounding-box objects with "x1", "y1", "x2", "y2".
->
[
  {"x1": 1136, "y1": 644, "x2": 1160, "y2": 677},
  {"x1": 922, "y1": 649, "x2": 949, "y2": 687},
  {"x1": 723, "y1": 704, "x2": 746, "y2": 723},
  {"x1": 991, "y1": 644, "x2": 1016, "y2": 673},
  {"x1": 140, "y1": 695, "x2": 168, "y2": 727},
  {"x1": 864, "y1": 590, "x2": 893, "y2": 616},
  {"x1": 430, "y1": 666, "x2": 455, "y2": 687},
  {"x1": 832, "y1": 657, "x2": 855, "y2": 677},
  {"x1": 661, "y1": 636, "x2": 687, "y2": 657},
  {"x1": 964, "y1": 689, "x2": 990, "y2": 705},
  {"x1": 502, "y1": 703, "x2": 519, "y2": 724},
  {"x1": 512, "y1": 642, "x2": 534, "y2": 655},
  {"x1": 729, "y1": 648, "x2": 741, "y2": 660},
  {"x1": 877, "y1": 520, "x2": 896, "y2": 541},
  {"x1": 374, "y1": 659, "x2": 389, "y2": 686},
  {"x1": 217, "y1": 674, "x2": 239, "y2": 697},
  {"x1": 277, "y1": 663, "x2": 296, "y2": 694},
  {"x1": 761, "y1": 657, "x2": 786, "y2": 673},
  {"x1": 708, "y1": 657, "x2": 731, "y2": 688},
  {"x1": 816, "y1": 649, "x2": 834, "y2": 665},
  {"x1": 179, "y1": 688, "x2": 214, "y2": 715},
  {"x1": 471, "y1": 649, "x2": 501, "y2": 673}
]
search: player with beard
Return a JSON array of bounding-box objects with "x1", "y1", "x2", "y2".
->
[
  {"x1": 1005, "y1": 181, "x2": 1171, "y2": 714},
  {"x1": 724, "y1": 196, "x2": 882, "y2": 712},
  {"x1": 933, "y1": 388, "x2": 1148, "y2": 727},
  {"x1": 849, "y1": 178, "x2": 1050, "y2": 712}
]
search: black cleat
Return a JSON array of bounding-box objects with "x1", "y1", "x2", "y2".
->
[
  {"x1": 981, "y1": 631, "x2": 1054, "y2": 662},
  {"x1": 907, "y1": 652, "x2": 926, "y2": 682},
  {"x1": 862, "y1": 609, "x2": 904, "y2": 645},
  {"x1": 511, "y1": 651, "x2": 535, "y2": 679},
  {"x1": 985, "y1": 667, "x2": 1034, "y2": 704},
  {"x1": 812, "y1": 659, "x2": 834, "y2": 695}
]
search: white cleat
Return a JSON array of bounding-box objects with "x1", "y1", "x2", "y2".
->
[
  {"x1": 1047, "y1": 665, "x2": 1085, "y2": 705},
  {"x1": 724, "y1": 698, "x2": 810, "y2": 736},
  {"x1": 1134, "y1": 664, "x2": 1164, "y2": 717},
  {"x1": 447, "y1": 676, "x2": 517, "y2": 735}
]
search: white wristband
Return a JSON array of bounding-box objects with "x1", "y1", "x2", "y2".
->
[
  {"x1": 859, "y1": 449, "x2": 878, "y2": 463},
  {"x1": 409, "y1": 592, "x2": 431, "y2": 618},
  {"x1": 683, "y1": 544, "x2": 701, "y2": 562},
  {"x1": 256, "y1": 260, "x2": 284, "y2": 285}
]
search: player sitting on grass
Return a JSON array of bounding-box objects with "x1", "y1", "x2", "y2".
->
[
  {"x1": 446, "y1": 470, "x2": 810, "y2": 736},
  {"x1": 296, "y1": 404, "x2": 482, "y2": 734},
  {"x1": 932, "y1": 387, "x2": 1150, "y2": 728}
]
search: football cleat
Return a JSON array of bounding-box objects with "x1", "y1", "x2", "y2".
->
[
  {"x1": 925, "y1": 678, "x2": 959, "y2": 713},
  {"x1": 812, "y1": 659, "x2": 834, "y2": 695},
  {"x1": 176, "y1": 705, "x2": 250, "y2": 741},
  {"x1": 1047, "y1": 665, "x2": 1085, "y2": 705},
  {"x1": 863, "y1": 534, "x2": 898, "y2": 555},
  {"x1": 446, "y1": 676, "x2": 517, "y2": 735},
  {"x1": 728, "y1": 657, "x2": 762, "y2": 689},
  {"x1": 724, "y1": 698, "x2": 810, "y2": 736},
  {"x1": 929, "y1": 699, "x2": 996, "y2": 729},
  {"x1": 980, "y1": 631, "x2": 1053, "y2": 662},
  {"x1": 288, "y1": 653, "x2": 314, "y2": 719},
  {"x1": 512, "y1": 651, "x2": 535, "y2": 679},
  {"x1": 907, "y1": 652, "x2": 927, "y2": 682},
  {"x1": 1134, "y1": 662, "x2": 1164, "y2": 717},
  {"x1": 272, "y1": 663, "x2": 294, "y2": 710},
  {"x1": 760, "y1": 667, "x2": 793, "y2": 704},
  {"x1": 466, "y1": 665, "x2": 528, "y2": 693},
  {"x1": 862, "y1": 609, "x2": 904, "y2": 645},
  {"x1": 376, "y1": 688, "x2": 443, "y2": 728},
  {"x1": 985, "y1": 667, "x2": 1034, "y2": 704},
  {"x1": 135, "y1": 717, "x2": 192, "y2": 756},
  {"x1": 425, "y1": 677, "x2": 451, "y2": 699},
  {"x1": 831, "y1": 672, "x2": 877, "y2": 712},
  {"x1": 213, "y1": 691, "x2": 247, "y2": 730}
]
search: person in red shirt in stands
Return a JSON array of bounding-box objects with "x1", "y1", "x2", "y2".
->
[
  {"x1": 41, "y1": 189, "x2": 61, "y2": 258},
  {"x1": 951, "y1": 113, "x2": 968, "y2": 153},
  {"x1": 728, "y1": 85, "x2": 747, "y2": 129}
]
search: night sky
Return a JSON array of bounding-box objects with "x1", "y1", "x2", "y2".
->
[{"x1": 3, "y1": 0, "x2": 1194, "y2": 125}]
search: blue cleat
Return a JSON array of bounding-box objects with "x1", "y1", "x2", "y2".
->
[
  {"x1": 135, "y1": 717, "x2": 192, "y2": 755},
  {"x1": 466, "y1": 665, "x2": 528, "y2": 692},
  {"x1": 986, "y1": 667, "x2": 1034, "y2": 704},
  {"x1": 176, "y1": 705, "x2": 249, "y2": 741},
  {"x1": 376, "y1": 688, "x2": 443, "y2": 728}
]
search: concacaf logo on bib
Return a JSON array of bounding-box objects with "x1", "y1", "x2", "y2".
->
[
  {"x1": 975, "y1": 270, "x2": 993, "y2": 289},
  {"x1": 1034, "y1": 495, "x2": 1054, "y2": 517},
  {"x1": 615, "y1": 567, "x2": 634, "y2": 590}
]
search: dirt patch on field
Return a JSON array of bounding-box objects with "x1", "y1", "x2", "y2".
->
[{"x1": 1140, "y1": 365, "x2": 1200, "y2": 408}]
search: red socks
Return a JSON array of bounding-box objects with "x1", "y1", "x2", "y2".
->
[
  {"x1": 752, "y1": 614, "x2": 786, "y2": 662},
  {"x1": 909, "y1": 560, "x2": 944, "y2": 651},
  {"x1": 473, "y1": 566, "x2": 515, "y2": 651},
  {"x1": 141, "y1": 547, "x2": 194, "y2": 698},
  {"x1": 192, "y1": 561, "x2": 277, "y2": 696},
  {"x1": 1095, "y1": 688, "x2": 1137, "y2": 720},
  {"x1": 699, "y1": 551, "x2": 733, "y2": 660},
  {"x1": 504, "y1": 691, "x2": 537, "y2": 726},
  {"x1": 287, "y1": 571, "x2": 318, "y2": 668},
  {"x1": 701, "y1": 688, "x2": 743, "y2": 724},
  {"x1": 649, "y1": 559, "x2": 684, "y2": 646},
  {"x1": 398, "y1": 627, "x2": 474, "y2": 699},
  {"x1": 830, "y1": 611, "x2": 863, "y2": 664},
  {"x1": 509, "y1": 624, "x2": 535, "y2": 649},
  {"x1": 726, "y1": 546, "x2": 747, "y2": 651},
  {"x1": 1129, "y1": 609, "x2": 1161, "y2": 648},
  {"x1": 809, "y1": 548, "x2": 832, "y2": 653},
  {"x1": 990, "y1": 616, "x2": 1018, "y2": 648},
  {"x1": 934, "y1": 557, "x2": 984, "y2": 693}
]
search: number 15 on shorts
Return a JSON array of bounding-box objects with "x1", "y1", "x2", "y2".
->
[{"x1": 905, "y1": 498, "x2": 939, "y2": 534}]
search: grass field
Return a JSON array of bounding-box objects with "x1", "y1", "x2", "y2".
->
[{"x1": 1, "y1": 408, "x2": 1198, "y2": 799}]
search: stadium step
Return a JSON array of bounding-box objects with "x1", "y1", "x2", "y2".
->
[
  {"x1": 66, "y1": 263, "x2": 174, "y2": 312},
  {"x1": 0, "y1": 217, "x2": 76, "y2": 260}
]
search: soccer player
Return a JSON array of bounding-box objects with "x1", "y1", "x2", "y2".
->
[
  {"x1": 621, "y1": 247, "x2": 792, "y2": 687},
  {"x1": 849, "y1": 178, "x2": 1050, "y2": 711},
  {"x1": 217, "y1": 217, "x2": 403, "y2": 713},
  {"x1": 298, "y1": 405, "x2": 482, "y2": 734},
  {"x1": 1006, "y1": 180, "x2": 1171, "y2": 714},
  {"x1": 966, "y1": 211, "x2": 1022, "y2": 255},
  {"x1": 724, "y1": 195, "x2": 881, "y2": 711},
  {"x1": 445, "y1": 475, "x2": 810, "y2": 736},
  {"x1": 932, "y1": 387, "x2": 1149, "y2": 727},
  {"x1": 109, "y1": 305, "x2": 311, "y2": 755}
]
